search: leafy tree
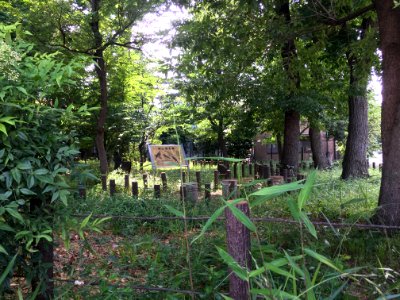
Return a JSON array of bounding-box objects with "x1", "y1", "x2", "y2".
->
[
  {"x1": 0, "y1": 24, "x2": 86, "y2": 299},
  {"x1": 374, "y1": 1, "x2": 400, "y2": 226},
  {"x1": 20, "y1": 0, "x2": 170, "y2": 176}
]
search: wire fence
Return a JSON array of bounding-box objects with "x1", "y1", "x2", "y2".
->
[{"x1": 72, "y1": 213, "x2": 400, "y2": 231}]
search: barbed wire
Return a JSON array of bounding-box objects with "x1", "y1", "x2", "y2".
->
[
  {"x1": 71, "y1": 214, "x2": 400, "y2": 231},
  {"x1": 53, "y1": 278, "x2": 203, "y2": 296}
]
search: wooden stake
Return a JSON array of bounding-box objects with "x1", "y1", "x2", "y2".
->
[
  {"x1": 132, "y1": 181, "x2": 138, "y2": 197},
  {"x1": 110, "y1": 179, "x2": 116, "y2": 196},
  {"x1": 225, "y1": 198, "x2": 251, "y2": 300},
  {"x1": 124, "y1": 174, "x2": 129, "y2": 190},
  {"x1": 154, "y1": 184, "x2": 161, "y2": 198},
  {"x1": 161, "y1": 172, "x2": 167, "y2": 191}
]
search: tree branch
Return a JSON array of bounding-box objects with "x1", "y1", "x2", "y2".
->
[{"x1": 319, "y1": 3, "x2": 375, "y2": 26}]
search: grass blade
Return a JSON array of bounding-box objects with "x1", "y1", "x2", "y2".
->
[{"x1": 0, "y1": 253, "x2": 17, "y2": 286}]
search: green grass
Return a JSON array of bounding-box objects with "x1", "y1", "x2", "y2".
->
[{"x1": 54, "y1": 163, "x2": 400, "y2": 299}]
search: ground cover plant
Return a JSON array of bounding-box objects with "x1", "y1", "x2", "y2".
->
[{"x1": 5, "y1": 162, "x2": 394, "y2": 299}]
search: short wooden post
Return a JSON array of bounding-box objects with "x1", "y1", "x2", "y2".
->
[
  {"x1": 182, "y1": 171, "x2": 186, "y2": 183},
  {"x1": 110, "y1": 179, "x2": 116, "y2": 196},
  {"x1": 101, "y1": 175, "x2": 107, "y2": 191},
  {"x1": 132, "y1": 181, "x2": 138, "y2": 197},
  {"x1": 226, "y1": 170, "x2": 231, "y2": 179},
  {"x1": 161, "y1": 172, "x2": 167, "y2": 191},
  {"x1": 124, "y1": 174, "x2": 129, "y2": 190},
  {"x1": 271, "y1": 176, "x2": 284, "y2": 185},
  {"x1": 180, "y1": 185, "x2": 186, "y2": 200},
  {"x1": 196, "y1": 171, "x2": 201, "y2": 191},
  {"x1": 241, "y1": 162, "x2": 245, "y2": 177},
  {"x1": 249, "y1": 163, "x2": 253, "y2": 176},
  {"x1": 154, "y1": 184, "x2": 161, "y2": 198},
  {"x1": 184, "y1": 182, "x2": 198, "y2": 203},
  {"x1": 214, "y1": 170, "x2": 219, "y2": 191},
  {"x1": 143, "y1": 174, "x2": 148, "y2": 189},
  {"x1": 372, "y1": 162, "x2": 376, "y2": 169},
  {"x1": 205, "y1": 183, "x2": 211, "y2": 203},
  {"x1": 233, "y1": 163, "x2": 238, "y2": 179},
  {"x1": 224, "y1": 180, "x2": 250, "y2": 299},
  {"x1": 283, "y1": 169, "x2": 288, "y2": 182},
  {"x1": 78, "y1": 185, "x2": 86, "y2": 199},
  {"x1": 222, "y1": 179, "x2": 239, "y2": 199}
]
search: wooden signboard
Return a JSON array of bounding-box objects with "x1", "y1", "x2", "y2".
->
[{"x1": 148, "y1": 144, "x2": 187, "y2": 169}]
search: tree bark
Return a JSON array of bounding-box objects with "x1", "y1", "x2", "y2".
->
[
  {"x1": 281, "y1": 110, "x2": 300, "y2": 168},
  {"x1": 277, "y1": 0, "x2": 301, "y2": 170},
  {"x1": 309, "y1": 126, "x2": 328, "y2": 169},
  {"x1": 374, "y1": 1, "x2": 400, "y2": 226},
  {"x1": 90, "y1": 0, "x2": 109, "y2": 176},
  {"x1": 341, "y1": 19, "x2": 371, "y2": 179},
  {"x1": 341, "y1": 93, "x2": 369, "y2": 179}
]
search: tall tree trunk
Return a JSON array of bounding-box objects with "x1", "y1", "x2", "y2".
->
[
  {"x1": 374, "y1": 1, "x2": 400, "y2": 226},
  {"x1": 91, "y1": 0, "x2": 108, "y2": 176},
  {"x1": 139, "y1": 139, "x2": 146, "y2": 172},
  {"x1": 309, "y1": 126, "x2": 328, "y2": 169},
  {"x1": 281, "y1": 110, "x2": 300, "y2": 168},
  {"x1": 341, "y1": 20, "x2": 371, "y2": 179},
  {"x1": 276, "y1": 133, "x2": 283, "y2": 162},
  {"x1": 277, "y1": 0, "x2": 300, "y2": 170},
  {"x1": 218, "y1": 129, "x2": 227, "y2": 157},
  {"x1": 341, "y1": 93, "x2": 369, "y2": 179}
]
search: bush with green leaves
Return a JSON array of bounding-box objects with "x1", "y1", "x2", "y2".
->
[{"x1": 0, "y1": 23, "x2": 95, "y2": 298}]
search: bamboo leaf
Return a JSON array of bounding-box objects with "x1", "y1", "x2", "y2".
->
[
  {"x1": 249, "y1": 262, "x2": 295, "y2": 279},
  {"x1": 284, "y1": 250, "x2": 305, "y2": 277},
  {"x1": 6, "y1": 208, "x2": 25, "y2": 223},
  {"x1": 225, "y1": 200, "x2": 256, "y2": 232},
  {"x1": 191, "y1": 205, "x2": 225, "y2": 244},
  {"x1": 164, "y1": 205, "x2": 184, "y2": 217},
  {"x1": 250, "y1": 181, "x2": 304, "y2": 207},
  {"x1": 299, "y1": 212, "x2": 318, "y2": 239},
  {"x1": 303, "y1": 267, "x2": 317, "y2": 300},
  {"x1": 0, "y1": 244, "x2": 8, "y2": 255},
  {"x1": 216, "y1": 246, "x2": 248, "y2": 281},
  {"x1": 251, "y1": 288, "x2": 299, "y2": 299},
  {"x1": 304, "y1": 248, "x2": 341, "y2": 272},
  {"x1": 287, "y1": 198, "x2": 301, "y2": 221},
  {"x1": 80, "y1": 213, "x2": 92, "y2": 229},
  {"x1": 298, "y1": 170, "x2": 317, "y2": 210}
]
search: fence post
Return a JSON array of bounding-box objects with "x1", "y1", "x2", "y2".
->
[
  {"x1": 196, "y1": 171, "x2": 201, "y2": 191},
  {"x1": 233, "y1": 163, "x2": 238, "y2": 179},
  {"x1": 161, "y1": 172, "x2": 167, "y2": 191},
  {"x1": 249, "y1": 163, "x2": 253, "y2": 176},
  {"x1": 205, "y1": 183, "x2": 211, "y2": 203},
  {"x1": 124, "y1": 174, "x2": 129, "y2": 190},
  {"x1": 372, "y1": 162, "x2": 376, "y2": 169},
  {"x1": 101, "y1": 175, "x2": 107, "y2": 191},
  {"x1": 78, "y1": 184, "x2": 86, "y2": 199},
  {"x1": 223, "y1": 179, "x2": 250, "y2": 300},
  {"x1": 214, "y1": 170, "x2": 219, "y2": 191},
  {"x1": 154, "y1": 184, "x2": 161, "y2": 198},
  {"x1": 110, "y1": 179, "x2": 116, "y2": 197},
  {"x1": 143, "y1": 174, "x2": 148, "y2": 189},
  {"x1": 182, "y1": 171, "x2": 186, "y2": 184},
  {"x1": 132, "y1": 181, "x2": 138, "y2": 197}
]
